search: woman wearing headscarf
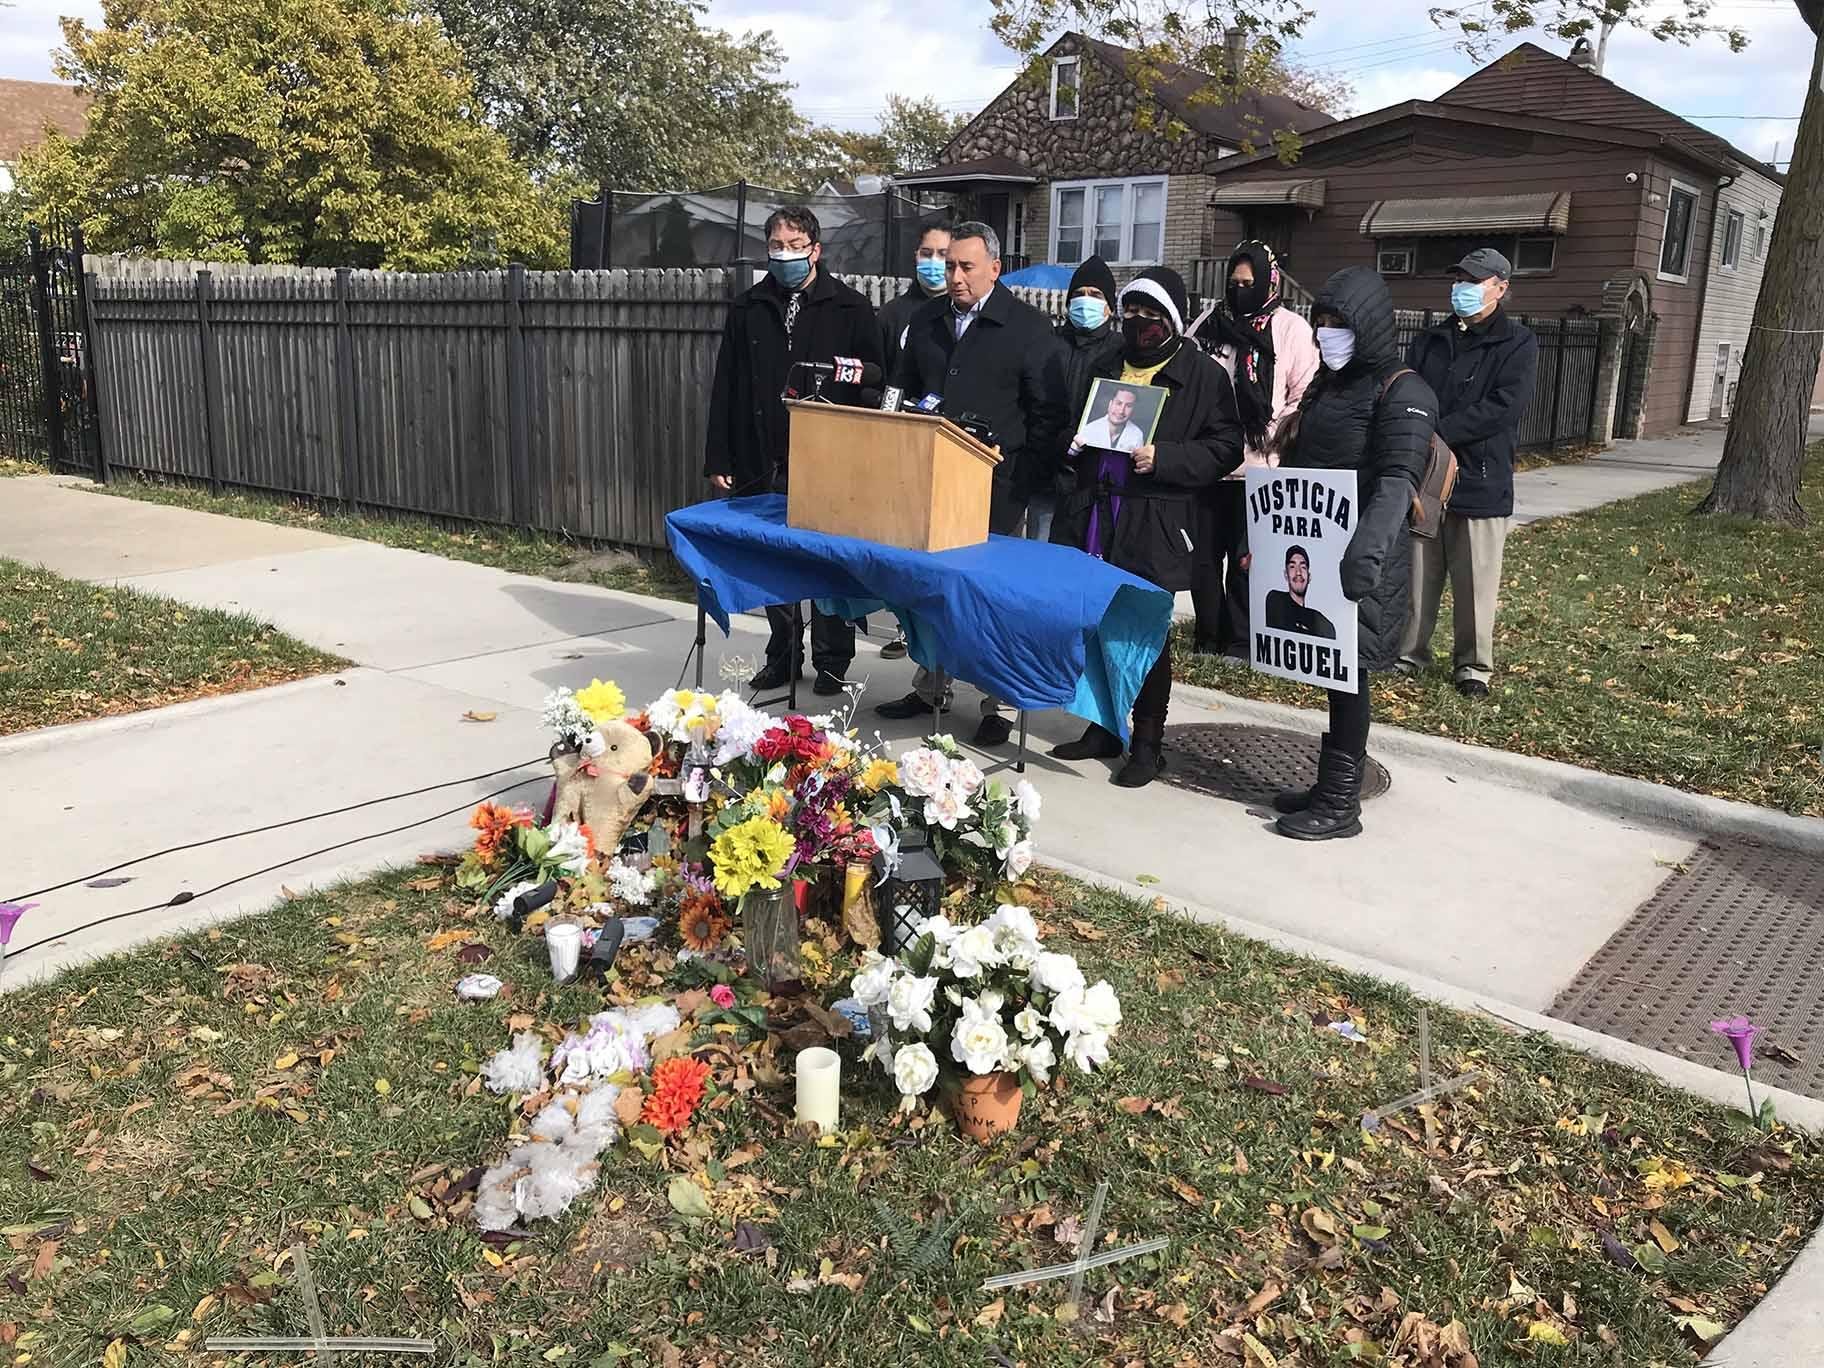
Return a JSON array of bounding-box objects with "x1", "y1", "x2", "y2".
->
[
  {"x1": 1050, "y1": 267, "x2": 1244, "y2": 788},
  {"x1": 1271, "y1": 266, "x2": 1437, "y2": 840},
  {"x1": 1191, "y1": 241, "x2": 1319, "y2": 657}
]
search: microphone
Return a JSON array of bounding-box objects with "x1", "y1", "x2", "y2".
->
[
  {"x1": 789, "y1": 358, "x2": 884, "y2": 387},
  {"x1": 879, "y1": 385, "x2": 904, "y2": 412}
]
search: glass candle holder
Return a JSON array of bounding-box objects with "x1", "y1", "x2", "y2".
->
[{"x1": 741, "y1": 884, "x2": 802, "y2": 996}]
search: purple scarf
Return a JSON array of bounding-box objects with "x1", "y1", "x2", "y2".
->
[{"x1": 1083, "y1": 450, "x2": 1131, "y2": 560}]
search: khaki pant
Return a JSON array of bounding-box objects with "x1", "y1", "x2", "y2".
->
[{"x1": 1398, "y1": 513, "x2": 1512, "y2": 684}]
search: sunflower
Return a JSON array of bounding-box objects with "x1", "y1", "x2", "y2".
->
[{"x1": 678, "y1": 892, "x2": 730, "y2": 952}]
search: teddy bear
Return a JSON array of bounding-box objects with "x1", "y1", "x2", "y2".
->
[{"x1": 549, "y1": 717, "x2": 657, "y2": 854}]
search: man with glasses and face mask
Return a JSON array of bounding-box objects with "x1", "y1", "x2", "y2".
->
[
  {"x1": 1396, "y1": 247, "x2": 1538, "y2": 699},
  {"x1": 704, "y1": 205, "x2": 884, "y2": 696}
]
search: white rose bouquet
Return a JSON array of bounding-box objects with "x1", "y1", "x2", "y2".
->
[
  {"x1": 878, "y1": 734, "x2": 1040, "y2": 882},
  {"x1": 847, "y1": 904, "x2": 1120, "y2": 1111}
]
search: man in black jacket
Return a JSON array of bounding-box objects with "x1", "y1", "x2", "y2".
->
[
  {"x1": 704, "y1": 205, "x2": 883, "y2": 695},
  {"x1": 1397, "y1": 248, "x2": 1538, "y2": 698},
  {"x1": 874, "y1": 220, "x2": 1066, "y2": 745}
]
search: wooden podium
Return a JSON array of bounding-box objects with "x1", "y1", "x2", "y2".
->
[{"x1": 783, "y1": 401, "x2": 1003, "y2": 553}]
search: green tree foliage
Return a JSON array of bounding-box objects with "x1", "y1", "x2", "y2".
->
[
  {"x1": 18, "y1": 0, "x2": 565, "y2": 268},
  {"x1": 426, "y1": 0, "x2": 803, "y2": 190}
]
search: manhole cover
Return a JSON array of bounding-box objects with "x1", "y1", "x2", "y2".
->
[
  {"x1": 1552, "y1": 841, "x2": 1824, "y2": 1100},
  {"x1": 1159, "y1": 724, "x2": 1391, "y2": 808}
]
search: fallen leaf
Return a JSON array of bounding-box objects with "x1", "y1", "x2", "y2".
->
[
  {"x1": 408, "y1": 1197, "x2": 434, "y2": 1221},
  {"x1": 1233, "y1": 1146, "x2": 1251, "y2": 1175},
  {"x1": 462, "y1": 711, "x2": 498, "y2": 723},
  {"x1": 1524, "y1": 1321, "x2": 1568, "y2": 1347},
  {"x1": 974, "y1": 1298, "x2": 1005, "y2": 1327},
  {"x1": 615, "y1": 1087, "x2": 646, "y2": 1128},
  {"x1": 272, "y1": 1051, "x2": 300, "y2": 1071},
  {"x1": 1649, "y1": 1219, "x2": 1680, "y2": 1255},
  {"x1": 102, "y1": 1340, "x2": 126, "y2": 1368},
  {"x1": 1169, "y1": 1177, "x2": 1205, "y2": 1206},
  {"x1": 1134, "y1": 874, "x2": 1160, "y2": 885},
  {"x1": 1300, "y1": 1207, "x2": 1340, "y2": 1245},
  {"x1": 666, "y1": 1177, "x2": 712, "y2": 1222},
  {"x1": 30, "y1": 1241, "x2": 59, "y2": 1281},
  {"x1": 1069, "y1": 920, "x2": 1107, "y2": 942},
  {"x1": 373, "y1": 1078, "x2": 392, "y2": 1096},
  {"x1": 1241, "y1": 1332, "x2": 1280, "y2": 1367},
  {"x1": 425, "y1": 930, "x2": 467, "y2": 952},
  {"x1": 1053, "y1": 1301, "x2": 1080, "y2": 1324},
  {"x1": 190, "y1": 1294, "x2": 218, "y2": 1324},
  {"x1": 1243, "y1": 1076, "x2": 1289, "y2": 1097},
  {"x1": 126, "y1": 1305, "x2": 176, "y2": 1337},
  {"x1": 457, "y1": 943, "x2": 494, "y2": 964},
  {"x1": 1674, "y1": 1314, "x2": 1725, "y2": 1345},
  {"x1": 1245, "y1": 1282, "x2": 1282, "y2": 1316},
  {"x1": 1116, "y1": 1096, "x2": 1152, "y2": 1115},
  {"x1": 732, "y1": 1222, "x2": 770, "y2": 1254}
]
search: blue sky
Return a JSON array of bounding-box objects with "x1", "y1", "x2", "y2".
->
[{"x1": 1, "y1": 1, "x2": 1810, "y2": 167}]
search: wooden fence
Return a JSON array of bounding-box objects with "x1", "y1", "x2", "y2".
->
[{"x1": 85, "y1": 262, "x2": 1069, "y2": 551}]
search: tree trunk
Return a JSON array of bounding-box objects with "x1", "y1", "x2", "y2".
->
[{"x1": 1695, "y1": 29, "x2": 1824, "y2": 525}]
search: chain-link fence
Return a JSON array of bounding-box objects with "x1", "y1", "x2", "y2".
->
[{"x1": 570, "y1": 182, "x2": 955, "y2": 278}]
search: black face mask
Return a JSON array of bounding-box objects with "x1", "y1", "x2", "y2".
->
[
  {"x1": 1227, "y1": 275, "x2": 1270, "y2": 318},
  {"x1": 1122, "y1": 315, "x2": 1173, "y2": 357}
]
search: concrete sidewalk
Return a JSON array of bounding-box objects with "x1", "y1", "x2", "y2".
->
[{"x1": 0, "y1": 474, "x2": 1706, "y2": 1016}]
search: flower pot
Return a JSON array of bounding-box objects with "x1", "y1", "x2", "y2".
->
[{"x1": 953, "y1": 1071, "x2": 1023, "y2": 1142}]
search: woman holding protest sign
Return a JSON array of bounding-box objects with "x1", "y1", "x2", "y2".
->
[
  {"x1": 1050, "y1": 267, "x2": 1244, "y2": 788},
  {"x1": 1270, "y1": 267, "x2": 1437, "y2": 840}
]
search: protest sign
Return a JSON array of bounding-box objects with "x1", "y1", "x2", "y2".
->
[{"x1": 1244, "y1": 467, "x2": 1359, "y2": 694}]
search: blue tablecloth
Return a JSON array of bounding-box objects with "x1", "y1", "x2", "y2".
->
[{"x1": 665, "y1": 496, "x2": 1173, "y2": 739}]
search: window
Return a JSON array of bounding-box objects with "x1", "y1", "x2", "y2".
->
[
  {"x1": 1011, "y1": 200, "x2": 1026, "y2": 259},
  {"x1": 1755, "y1": 221, "x2": 1767, "y2": 258},
  {"x1": 1659, "y1": 180, "x2": 1698, "y2": 281},
  {"x1": 1050, "y1": 178, "x2": 1169, "y2": 265},
  {"x1": 1377, "y1": 245, "x2": 1413, "y2": 276},
  {"x1": 1514, "y1": 237, "x2": 1556, "y2": 274},
  {"x1": 1050, "y1": 57, "x2": 1079, "y2": 120},
  {"x1": 1721, "y1": 209, "x2": 1744, "y2": 269}
]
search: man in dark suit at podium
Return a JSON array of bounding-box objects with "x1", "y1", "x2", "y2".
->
[
  {"x1": 874, "y1": 220, "x2": 1065, "y2": 746},
  {"x1": 704, "y1": 205, "x2": 882, "y2": 696}
]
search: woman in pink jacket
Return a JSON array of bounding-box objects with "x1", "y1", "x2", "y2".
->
[{"x1": 1190, "y1": 241, "x2": 1320, "y2": 657}]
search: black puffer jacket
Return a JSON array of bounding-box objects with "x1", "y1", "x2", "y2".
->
[
  {"x1": 1282, "y1": 268, "x2": 1436, "y2": 672},
  {"x1": 1051, "y1": 341, "x2": 1244, "y2": 591}
]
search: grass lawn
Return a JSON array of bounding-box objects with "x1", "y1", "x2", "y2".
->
[
  {"x1": 1179, "y1": 452, "x2": 1824, "y2": 817},
  {"x1": 0, "y1": 455, "x2": 48, "y2": 477},
  {"x1": 91, "y1": 476, "x2": 699, "y2": 605},
  {"x1": 2, "y1": 868, "x2": 1815, "y2": 1367},
  {"x1": 0, "y1": 558, "x2": 342, "y2": 735}
]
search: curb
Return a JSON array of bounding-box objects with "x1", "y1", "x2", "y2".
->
[
  {"x1": 1044, "y1": 854, "x2": 1824, "y2": 1134},
  {"x1": 1167, "y1": 680, "x2": 1824, "y2": 858}
]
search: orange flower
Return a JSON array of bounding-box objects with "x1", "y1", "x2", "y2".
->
[
  {"x1": 470, "y1": 802, "x2": 532, "y2": 864},
  {"x1": 678, "y1": 892, "x2": 730, "y2": 952},
  {"x1": 641, "y1": 1056, "x2": 712, "y2": 1135}
]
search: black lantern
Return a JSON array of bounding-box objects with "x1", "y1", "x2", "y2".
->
[{"x1": 873, "y1": 830, "x2": 945, "y2": 955}]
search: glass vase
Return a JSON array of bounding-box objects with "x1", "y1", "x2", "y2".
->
[{"x1": 741, "y1": 884, "x2": 802, "y2": 996}]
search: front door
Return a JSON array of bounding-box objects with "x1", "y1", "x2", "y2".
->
[
  {"x1": 978, "y1": 191, "x2": 1011, "y2": 262},
  {"x1": 1709, "y1": 344, "x2": 1730, "y2": 420}
]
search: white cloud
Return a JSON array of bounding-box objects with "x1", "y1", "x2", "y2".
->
[
  {"x1": 0, "y1": 2, "x2": 102, "y2": 82},
  {"x1": 1346, "y1": 66, "x2": 1467, "y2": 116}
]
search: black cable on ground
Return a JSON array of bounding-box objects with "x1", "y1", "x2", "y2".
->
[
  {"x1": 5, "y1": 772, "x2": 549, "y2": 963},
  {"x1": 8, "y1": 756, "x2": 546, "y2": 903}
]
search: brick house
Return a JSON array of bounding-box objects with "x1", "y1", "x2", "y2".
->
[
  {"x1": 1204, "y1": 43, "x2": 1785, "y2": 438},
  {"x1": 0, "y1": 79, "x2": 89, "y2": 194},
  {"x1": 896, "y1": 32, "x2": 1332, "y2": 280}
]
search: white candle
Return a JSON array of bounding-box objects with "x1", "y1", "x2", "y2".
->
[
  {"x1": 795, "y1": 1046, "x2": 841, "y2": 1134},
  {"x1": 545, "y1": 920, "x2": 582, "y2": 983}
]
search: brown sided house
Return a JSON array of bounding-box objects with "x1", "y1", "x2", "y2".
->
[
  {"x1": 898, "y1": 32, "x2": 1332, "y2": 279},
  {"x1": 0, "y1": 79, "x2": 90, "y2": 193},
  {"x1": 1203, "y1": 42, "x2": 1784, "y2": 438}
]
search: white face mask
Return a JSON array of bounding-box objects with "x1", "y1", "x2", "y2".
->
[{"x1": 1315, "y1": 325, "x2": 1356, "y2": 371}]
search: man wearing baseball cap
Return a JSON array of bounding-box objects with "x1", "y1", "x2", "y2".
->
[{"x1": 1396, "y1": 247, "x2": 1538, "y2": 697}]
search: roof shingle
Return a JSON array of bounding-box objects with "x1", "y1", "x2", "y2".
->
[{"x1": 0, "y1": 79, "x2": 89, "y2": 164}]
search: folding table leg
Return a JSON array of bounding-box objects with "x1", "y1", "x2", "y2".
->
[
  {"x1": 693, "y1": 599, "x2": 707, "y2": 689},
  {"x1": 1015, "y1": 711, "x2": 1028, "y2": 773},
  {"x1": 788, "y1": 603, "x2": 802, "y2": 712}
]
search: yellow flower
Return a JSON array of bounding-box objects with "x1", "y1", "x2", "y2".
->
[
  {"x1": 709, "y1": 816, "x2": 796, "y2": 899},
  {"x1": 758, "y1": 788, "x2": 792, "y2": 821},
  {"x1": 858, "y1": 758, "x2": 900, "y2": 793},
  {"x1": 575, "y1": 678, "x2": 626, "y2": 724}
]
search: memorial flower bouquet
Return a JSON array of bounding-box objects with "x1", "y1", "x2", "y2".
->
[
  {"x1": 872, "y1": 734, "x2": 1041, "y2": 883},
  {"x1": 847, "y1": 904, "x2": 1121, "y2": 1111}
]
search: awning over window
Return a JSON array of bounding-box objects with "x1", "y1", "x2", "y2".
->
[
  {"x1": 1359, "y1": 191, "x2": 1572, "y2": 237},
  {"x1": 1209, "y1": 179, "x2": 1326, "y2": 211}
]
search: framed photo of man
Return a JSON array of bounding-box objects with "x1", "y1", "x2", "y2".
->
[
  {"x1": 1244, "y1": 467, "x2": 1360, "y2": 694},
  {"x1": 1075, "y1": 377, "x2": 1167, "y2": 453}
]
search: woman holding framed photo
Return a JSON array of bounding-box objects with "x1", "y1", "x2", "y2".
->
[{"x1": 1049, "y1": 267, "x2": 1245, "y2": 788}]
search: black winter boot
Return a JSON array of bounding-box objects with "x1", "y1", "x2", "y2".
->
[
  {"x1": 1113, "y1": 720, "x2": 1167, "y2": 788},
  {"x1": 1274, "y1": 744, "x2": 1364, "y2": 840},
  {"x1": 1271, "y1": 733, "x2": 1331, "y2": 814},
  {"x1": 1051, "y1": 723, "x2": 1125, "y2": 761}
]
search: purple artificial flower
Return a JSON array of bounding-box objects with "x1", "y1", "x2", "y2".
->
[
  {"x1": 0, "y1": 903, "x2": 33, "y2": 946},
  {"x1": 1710, "y1": 1016, "x2": 1760, "y2": 1073}
]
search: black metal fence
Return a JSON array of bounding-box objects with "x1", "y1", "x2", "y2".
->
[
  {"x1": 0, "y1": 221, "x2": 102, "y2": 474},
  {"x1": 1391, "y1": 311, "x2": 1608, "y2": 452},
  {"x1": 570, "y1": 181, "x2": 955, "y2": 279}
]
